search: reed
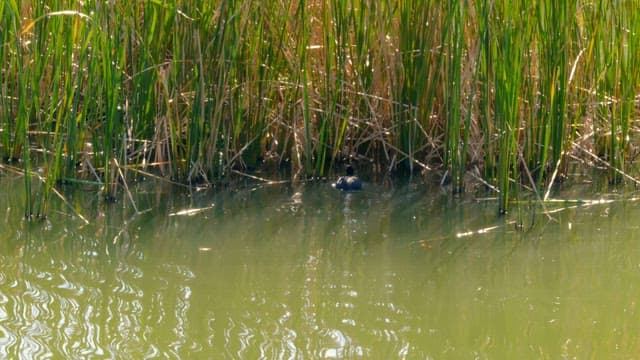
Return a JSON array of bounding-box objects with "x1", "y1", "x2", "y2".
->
[
  {"x1": 443, "y1": 1, "x2": 464, "y2": 192},
  {"x1": 532, "y1": 0, "x2": 574, "y2": 185},
  {"x1": 2, "y1": 0, "x2": 640, "y2": 218},
  {"x1": 493, "y1": 1, "x2": 530, "y2": 214},
  {"x1": 393, "y1": 0, "x2": 441, "y2": 173}
]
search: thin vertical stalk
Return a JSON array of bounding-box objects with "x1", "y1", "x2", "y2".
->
[
  {"x1": 443, "y1": 1, "x2": 464, "y2": 191},
  {"x1": 534, "y1": 0, "x2": 573, "y2": 187},
  {"x1": 493, "y1": 0, "x2": 528, "y2": 214},
  {"x1": 298, "y1": 0, "x2": 313, "y2": 176}
]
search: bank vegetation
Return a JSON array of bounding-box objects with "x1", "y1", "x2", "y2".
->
[{"x1": 1, "y1": 0, "x2": 640, "y2": 217}]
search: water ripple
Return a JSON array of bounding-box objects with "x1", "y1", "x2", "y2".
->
[
  {"x1": 0, "y1": 182, "x2": 481, "y2": 358},
  {"x1": 0, "y1": 324, "x2": 18, "y2": 358}
]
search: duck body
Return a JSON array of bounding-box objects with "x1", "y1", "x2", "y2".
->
[{"x1": 333, "y1": 166, "x2": 362, "y2": 191}]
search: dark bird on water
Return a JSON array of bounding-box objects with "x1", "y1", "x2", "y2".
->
[{"x1": 333, "y1": 165, "x2": 362, "y2": 191}]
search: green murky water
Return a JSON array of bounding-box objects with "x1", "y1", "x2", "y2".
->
[{"x1": 2, "y1": 174, "x2": 640, "y2": 358}]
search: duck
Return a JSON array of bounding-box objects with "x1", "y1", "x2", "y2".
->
[{"x1": 333, "y1": 165, "x2": 362, "y2": 191}]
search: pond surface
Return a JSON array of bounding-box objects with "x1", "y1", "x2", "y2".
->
[{"x1": 1, "y1": 174, "x2": 640, "y2": 359}]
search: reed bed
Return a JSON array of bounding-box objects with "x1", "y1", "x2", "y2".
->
[{"x1": 1, "y1": 0, "x2": 640, "y2": 217}]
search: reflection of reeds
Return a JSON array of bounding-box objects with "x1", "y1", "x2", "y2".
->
[{"x1": 2, "y1": 1, "x2": 640, "y2": 217}]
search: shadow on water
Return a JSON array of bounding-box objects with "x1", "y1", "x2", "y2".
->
[{"x1": 2, "y1": 174, "x2": 640, "y2": 358}]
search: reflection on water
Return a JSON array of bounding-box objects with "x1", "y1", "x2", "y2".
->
[{"x1": 2, "y1": 175, "x2": 640, "y2": 358}]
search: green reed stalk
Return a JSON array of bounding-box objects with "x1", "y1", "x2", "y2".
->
[
  {"x1": 241, "y1": 4, "x2": 272, "y2": 172},
  {"x1": 350, "y1": 0, "x2": 382, "y2": 165},
  {"x1": 584, "y1": 0, "x2": 640, "y2": 183},
  {"x1": 610, "y1": 2, "x2": 640, "y2": 182},
  {"x1": 533, "y1": 0, "x2": 573, "y2": 187},
  {"x1": 5, "y1": 0, "x2": 640, "y2": 218},
  {"x1": 493, "y1": 1, "x2": 529, "y2": 214},
  {"x1": 201, "y1": 2, "x2": 231, "y2": 179},
  {"x1": 17, "y1": 45, "x2": 33, "y2": 218},
  {"x1": 0, "y1": 0, "x2": 16, "y2": 160},
  {"x1": 3, "y1": 0, "x2": 35, "y2": 217},
  {"x1": 587, "y1": 1, "x2": 608, "y2": 169},
  {"x1": 475, "y1": 0, "x2": 495, "y2": 183},
  {"x1": 42, "y1": 13, "x2": 71, "y2": 215},
  {"x1": 443, "y1": 1, "x2": 464, "y2": 191},
  {"x1": 20, "y1": 8, "x2": 93, "y2": 215},
  {"x1": 394, "y1": 0, "x2": 440, "y2": 172},
  {"x1": 316, "y1": 0, "x2": 347, "y2": 176},
  {"x1": 99, "y1": 4, "x2": 126, "y2": 198},
  {"x1": 351, "y1": 0, "x2": 378, "y2": 95},
  {"x1": 228, "y1": 2, "x2": 248, "y2": 171},
  {"x1": 599, "y1": 1, "x2": 620, "y2": 182},
  {"x1": 298, "y1": 0, "x2": 313, "y2": 176},
  {"x1": 127, "y1": 1, "x2": 167, "y2": 170}
]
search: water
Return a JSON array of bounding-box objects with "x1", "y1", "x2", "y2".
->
[{"x1": 1, "y1": 174, "x2": 640, "y2": 358}]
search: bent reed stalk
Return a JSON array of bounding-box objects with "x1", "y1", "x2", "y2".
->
[{"x1": 1, "y1": 0, "x2": 640, "y2": 218}]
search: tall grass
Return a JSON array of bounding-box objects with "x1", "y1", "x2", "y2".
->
[
  {"x1": 491, "y1": 1, "x2": 530, "y2": 214},
  {"x1": 443, "y1": 1, "x2": 465, "y2": 192},
  {"x1": 2, "y1": 0, "x2": 640, "y2": 218},
  {"x1": 589, "y1": 0, "x2": 640, "y2": 183},
  {"x1": 533, "y1": 0, "x2": 574, "y2": 186}
]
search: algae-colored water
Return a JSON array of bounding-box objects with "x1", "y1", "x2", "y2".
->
[{"x1": 1, "y1": 174, "x2": 640, "y2": 358}]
